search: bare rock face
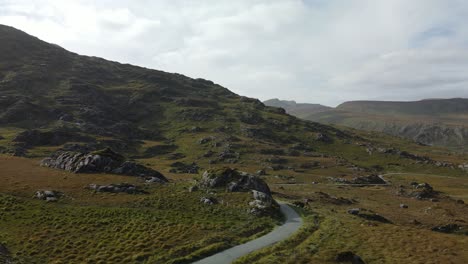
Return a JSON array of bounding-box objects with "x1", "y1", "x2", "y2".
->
[
  {"x1": 199, "y1": 168, "x2": 271, "y2": 195},
  {"x1": 41, "y1": 148, "x2": 168, "y2": 182},
  {"x1": 199, "y1": 167, "x2": 279, "y2": 216}
]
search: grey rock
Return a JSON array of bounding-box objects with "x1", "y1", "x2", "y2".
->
[
  {"x1": 400, "y1": 204, "x2": 408, "y2": 208},
  {"x1": 41, "y1": 149, "x2": 167, "y2": 182},
  {"x1": 348, "y1": 208, "x2": 360, "y2": 215}
]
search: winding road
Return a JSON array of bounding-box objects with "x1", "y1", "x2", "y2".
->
[{"x1": 192, "y1": 202, "x2": 303, "y2": 264}]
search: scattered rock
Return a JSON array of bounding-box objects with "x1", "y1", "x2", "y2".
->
[
  {"x1": 431, "y1": 224, "x2": 463, "y2": 234},
  {"x1": 35, "y1": 190, "x2": 61, "y2": 201},
  {"x1": 198, "y1": 136, "x2": 216, "y2": 144},
  {"x1": 88, "y1": 183, "x2": 145, "y2": 194},
  {"x1": 350, "y1": 174, "x2": 386, "y2": 185},
  {"x1": 316, "y1": 133, "x2": 333, "y2": 143},
  {"x1": 348, "y1": 208, "x2": 360, "y2": 215},
  {"x1": 410, "y1": 182, "x2": 437, "y2": 199},
  {"x1": 200, "y1": 197, "x2": 217, "y2": 205},
  {"x1": 169, "y1": 162, "x2": 199, "y2": 174},
  {"x1": 400, "y1": 204, "x2": 408, "y2": 208}
]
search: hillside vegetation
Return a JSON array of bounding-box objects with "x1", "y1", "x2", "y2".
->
[{"x1": 1, "y1": 25, "x2": 468, "y2": 263}]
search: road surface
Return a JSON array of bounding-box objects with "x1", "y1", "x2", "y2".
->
[{"x1": 192, "y1": 202, "x2": 303, "y2": 264}]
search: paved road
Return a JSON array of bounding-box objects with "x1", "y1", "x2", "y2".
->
[{"x1": 192, "y1": 202, "x2": 303, "y2": 264}]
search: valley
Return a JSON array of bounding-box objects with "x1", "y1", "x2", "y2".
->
[{"x1": 0, "y1": 24, "x2": 467, "y2": 264}]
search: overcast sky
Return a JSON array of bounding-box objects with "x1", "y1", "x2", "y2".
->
[{"x1": 1, "y1": 0, "x2": 468, "y2": 106}]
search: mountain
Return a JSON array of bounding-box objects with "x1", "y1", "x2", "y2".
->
[
  {"x1": 2, "y1": 25, "x2": 468, "y2": 264},
  {"x1": 263, "y1": 98, "x2": 332, "y2": 117},
  {"x1": 267, "y1": 98, "x2": 468, "y2": 151},
  {"x1": 0, "y1": 24, "x2": 360, "y2": 164}
]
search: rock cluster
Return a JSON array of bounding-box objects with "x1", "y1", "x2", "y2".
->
[
  {"x1": 169, "y1": 162, "x2": 199, "y2": 174},
  {"x1": 41, "y1": 148, "x2": 168, "y2": 182},
  {"x1": 410, "y1": 182, "x2": 437, "y2": 199},
  {"x1": 199, "y1": 168, "x2": 271, "y2": 195},
  {"x1": 35, "y1": 190, "x2": 61, "y2": 202},
  {"x1": 198, "y1": 167, "x2": 278, "y2": 215},
  {"x1": 88, "y1": 183, "x2": 145, "y2": 194}
]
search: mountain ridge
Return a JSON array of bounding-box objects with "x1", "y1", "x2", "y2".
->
[{"x1": 265, "y1": 98, "x2": 468, "y2": 151}]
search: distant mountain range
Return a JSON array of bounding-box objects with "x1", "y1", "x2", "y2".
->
[{"x1": 265, "y1": 98, "x2": 468, "y2": 151}]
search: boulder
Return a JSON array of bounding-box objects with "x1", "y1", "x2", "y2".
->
[
  {"x1": 400, "y1": 204, "x2": 408, "y2": 209},
  {"x1": 200, "y1": 197, "x2": 217, "y2": 205},
  {"x1": 411, "y1": 182, "x2": 437, "y2": 199},
  {"x1": 347, "y1": 208, "x2": 360, "y2": 215},
  {"x1": 35, "y1": 190, "x2": 61, "y2": 201},
  {"x1": 41, "y1": 149, "x2": 167, "y2": 182}
]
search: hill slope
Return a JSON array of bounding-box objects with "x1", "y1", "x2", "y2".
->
[
  {"x1": 2, "y1": 25, "x2": 468, "y2": 264},
  {"x1": 266, "y1": 98, "x2": 468, "y2": 151},
  {"x1": 263, "y1": 98, "x2": 332, "y2": 118}
]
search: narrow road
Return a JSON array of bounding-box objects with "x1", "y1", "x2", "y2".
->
[{"x1": 192, "y1": 202, "x2": 303, "y2": 264}]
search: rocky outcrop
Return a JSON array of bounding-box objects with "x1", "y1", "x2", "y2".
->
[
  {"x1": 410, "y1": 182, "x2": 438, "y2": 199},
  {"x1": 199, "y1": 167, "x2": 279, "y2": 215},
  {"x1": 199, "y1": 168, "x2": 271, "y2": 195},
  {"x1": 88, "y1": 183, "x2": 146, "y2": 194},
  {"x1": 41, "y1": 148, "x2": 167, "y2": 182}
]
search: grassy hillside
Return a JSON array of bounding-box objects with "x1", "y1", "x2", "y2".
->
[{"x1": 1, "y1": 25, "x2": 468, "y2": 263}]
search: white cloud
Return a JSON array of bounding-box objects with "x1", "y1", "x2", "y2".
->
[{"x1": 1, "y1": 0, "x2": 468, "y2": 106}]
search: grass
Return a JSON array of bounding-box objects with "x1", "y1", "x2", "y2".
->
[
  {"x1": 234, "y1": 171, "x2": 468, "y2": 264},
  {"x1": 0, "y1": 155, "x2": 280, "y2": 264}
]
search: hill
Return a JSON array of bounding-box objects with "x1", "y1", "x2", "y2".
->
[
  {"x1": 266, "y1": 98, "x2": 468, "y2": 151},
  {"x1": 263, "y1": 98, "x2": 332, "y2": 118},
  {"x1": 1, "y1": 25, "x2": 468, "y2": 264}
]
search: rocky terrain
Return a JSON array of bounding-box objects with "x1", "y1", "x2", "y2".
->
[{"x1": 1, "y1": 25, "x2": 467, "y2": 264}]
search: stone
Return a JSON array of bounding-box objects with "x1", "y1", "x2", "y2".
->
[
  {"x1": 256, "y1": 169, "x2": 267, "y2": 176},
  {"x1": 46, "y1": 197, "x2": 58, "y2": 202},
  {"x1": 88, "y1": 183, "x2": 145, "y2": 194},
  {"x1": 456, "y1": 199, "x2": 465, "y2": 204},
  {"x1": 35, "y1": 190, "x2": 61, "y2": 201},
  {"x1": 348, "y1": 208, "x2": 360, "y2": 215},
  {"x1": 400, "y1": 204, "x2": 408, "y2": 208},
  {"x1": 41, "y1": 149, "x2": 167, "y2": 182},
  {"x1": 431, "y1": 224, "x2": 462, "y2": 234},
  {"x1": 200, "y1": 197, "x2": 217, "y2": 205}
]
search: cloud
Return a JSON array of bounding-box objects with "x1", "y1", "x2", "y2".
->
[{"x1": 1, "y1": 0, "x2": 468, "y2": 106}]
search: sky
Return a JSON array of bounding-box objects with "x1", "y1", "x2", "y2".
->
[{"x1": 1, "y1": 0, "x2": 468, "y2": 106}]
